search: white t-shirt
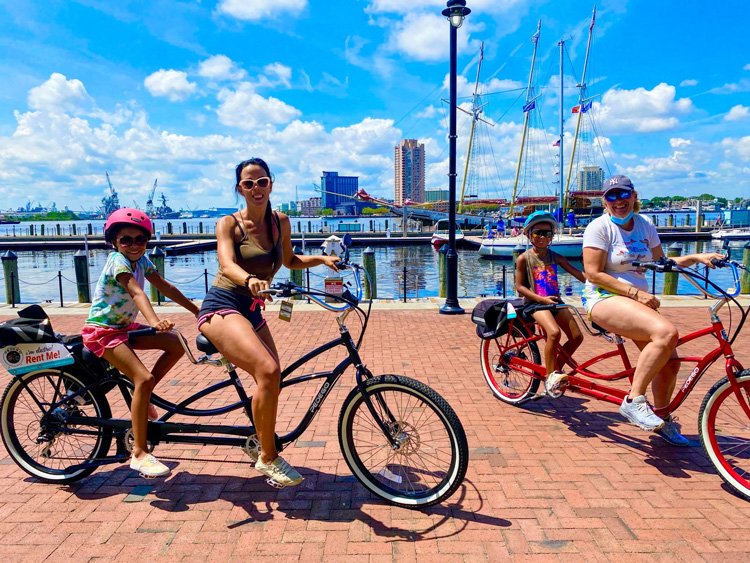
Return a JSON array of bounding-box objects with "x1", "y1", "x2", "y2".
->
[{"x1": 582, "y1": 214, "x2": 660, "y2": 292}]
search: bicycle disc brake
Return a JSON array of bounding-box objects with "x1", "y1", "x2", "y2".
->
[{"x1": 387, "y1": 420, "x2": 420, "y2": 455}]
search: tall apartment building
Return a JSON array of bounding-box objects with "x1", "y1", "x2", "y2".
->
[
  {"x1": 394, "y1": 139, "x2": 425, "y2": 205},
  {"x1": 299, "y1": 197, "x2": 321, "y2": 216},
  {"x1": 321, "y1": 171, "x2": 358, "y2": 211},
  {"x1": 576, "y1": 166, "x2": 604, "y2": 191}
]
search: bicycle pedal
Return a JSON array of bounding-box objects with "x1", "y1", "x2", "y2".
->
[{"x1": 265, "y1": 478, "x2": 286, "y2": 489}]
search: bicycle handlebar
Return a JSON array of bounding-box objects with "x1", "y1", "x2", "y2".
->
[{"x1": 631, "y1": 257, "x2": 743, "y2": 299}]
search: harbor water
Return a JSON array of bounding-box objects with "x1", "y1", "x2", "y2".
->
[{"x1": 4, "y1": 239, "x2": 744, "y2": 305}]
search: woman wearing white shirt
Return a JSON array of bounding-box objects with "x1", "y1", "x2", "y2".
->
[{"x1": 582, "y1": 175, "x2": 724, "y2": 445}]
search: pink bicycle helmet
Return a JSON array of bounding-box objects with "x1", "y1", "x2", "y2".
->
[{"x1": 104, "y1": 208, "x2": 153, "y2": 242}]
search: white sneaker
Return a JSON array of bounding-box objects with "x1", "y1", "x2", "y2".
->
[
  {"x1": 619, "y1": 395, "x2": 665, "y2": 431},
  {"x1": 545, "y1": 371, "x2": 568, "y2": 398},
  {"x1": 255, "y1": 455, "x2": 304, "y2": 488},
  {"x1": 130, "y1": 454, "x2": 170, "y2": 478}
]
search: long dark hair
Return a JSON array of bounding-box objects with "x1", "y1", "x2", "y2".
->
[{"x1": 234, "y1": 157, "x2": 278, "y2": 269}]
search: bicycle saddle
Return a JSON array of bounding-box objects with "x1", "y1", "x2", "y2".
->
[
  {"x1": 590, "y1": 321, "x2": 609, "y2": 335},
  {"x1": 196, "y1": 334, "x2": 219, "y2": 355}
]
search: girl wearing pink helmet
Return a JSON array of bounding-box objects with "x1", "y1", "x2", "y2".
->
[{"x1": 82, "y1": 208, "x2": 199, "y2": 478}]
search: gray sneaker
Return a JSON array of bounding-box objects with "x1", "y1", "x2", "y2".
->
[
  {"x1": 619, "y1": 395, "x2": 665, "y2": 431},
  {"x1": 255, "y1": 455, "x2": 304, "y2": 488},
  {"x1": 655, "y1": 415, "x2": 694, "y2": 447}
]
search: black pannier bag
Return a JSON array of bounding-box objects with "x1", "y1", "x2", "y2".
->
[
  {"x1": 0, "y1": 305, "x2": 75, "y2": 376},
  {"x1": 471, "y1": 298, "x2": 525, "y2": 339}
]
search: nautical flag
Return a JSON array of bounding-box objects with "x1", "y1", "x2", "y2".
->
[
  {"x1": 522, "y1": 100, "x2": 536, "y2": 113},
  {"x1": 552, "y1": 139, "x2": 560, "y2": 147},
  {"x1": 571, "y1": 105, "x2": 580, "y2": 114},
  {"x1": 581, "y1": 101, "x2": 593, "y2": 113}
]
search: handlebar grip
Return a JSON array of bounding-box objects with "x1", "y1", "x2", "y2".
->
[
  {"x1": 711, "y1": 258, "x2": 729, "y2": 268},
  {"x1": 128, "y1": 327, "x2": 157, "y2": 342}
]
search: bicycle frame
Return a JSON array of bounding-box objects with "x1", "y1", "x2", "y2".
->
[{"x1": 499, "y1": 294, "x2": 746, "y2": 417}]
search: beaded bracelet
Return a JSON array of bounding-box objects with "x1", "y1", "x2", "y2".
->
[{"x1": 244, "y1": 274, "x2": 257, "y2": 288}]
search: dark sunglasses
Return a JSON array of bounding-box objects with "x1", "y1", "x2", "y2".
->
[
  {"x1": 117, "y1": 234, "x2": 148, "y2": 247},
  {"x1": 239, "y1": 177, "x2": 271, "y2": 190},
  {"x1": 604, "y1": 189, "x2": 633, "y2": 202},
  {"x1": 531, "y1": 229, "x2": 554, "y2": 238}
]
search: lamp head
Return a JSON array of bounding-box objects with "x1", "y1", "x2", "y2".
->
[{"x1": 442, "y1": 0, "x2": 471, "y2": 28}]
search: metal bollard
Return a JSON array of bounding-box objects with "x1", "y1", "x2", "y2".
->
[
  {"x1": 56, "y1": 223, "x2": 61, "y2": 236},
  {"x1": 199, "y1": 221, "x2": 203, "y2": 234},
  {"x1": 438, "y1": 244, "x2": 448, "y2": 298},
  {"x1": 149, "y1": 246, "x2": 165, "y2": 303},
  {"x1": 73, "y1": 250, "x2": 91, "y2": 303},
  {"x1": 183, "y1": 222, "x2": 188, "y2": 234},
  {"x1": 58, "y1": 271, "x2": 64, "y2": 308},
  {"x1": 41, "y1": 224, "x2": 45, "y2": 236},
  {"x1": 2, "y1": 251, "x2": 20, "y2": 305},
  {"x1": 88, "y1": 223, "x2": 93, "y2": 236},
  {"x1": 402, "y1": 265, "x2": 407, "y2": 302},
  {"x1": 667, "y1": 214, "x2": 674, "y2": 227},
  {"x1": 663, "y1": 243, "x2": 682, "y2": 295},
  {"x1": 362, "y1": 247, "x2": 377, "y2": 299},
  {"x1": 204, "y1": 269, "x2": 209, "y2": 294},
  {"x1": 741, "y1": 242, "x2": 750, "y2": 295},
  {"x1": 290, "y1": 246, "x2": 304, "y2": 300},
  {"x1": 167, "y1": 222, "x2": 173, "y2": 235}
]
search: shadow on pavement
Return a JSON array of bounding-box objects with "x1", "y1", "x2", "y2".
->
[
  {"x1": 58, "y1": 463, "x2": 510, "y2": 541},
  {"x1": 519, "y1": 394, "x2": 716, "y2": 479}
]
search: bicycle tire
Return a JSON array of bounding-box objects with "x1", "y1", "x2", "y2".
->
[
  {"x1": 480, "y1": 323, "x2": 541, "y2": 404},
  {"x1": 338, "y1": 374, "x2": 468, "y2": 508},
  {"x1": 0, "y1": 369, "x2": 113, "y2": 483},
  {"x1": 699, "y1": 370, "x2": 750, "y2": 501}
]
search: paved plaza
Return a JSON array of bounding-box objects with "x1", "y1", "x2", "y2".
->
[{"x1": 1, "y1": 300, "x2": 750, "y2": 561}]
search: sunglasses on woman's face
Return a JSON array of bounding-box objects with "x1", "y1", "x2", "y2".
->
[
  {"x1": 604, "y1": 189, "x2": 633, "y2": 202},
  {"x1": 117, "y1": 235, "x2": 148, "y2": 247},
  {"x1": 531, "y1": 229, "x2": 554, "y2": 238},
  {"x1": 239, "y1": 177, "x2": 271, "y2": 190}
]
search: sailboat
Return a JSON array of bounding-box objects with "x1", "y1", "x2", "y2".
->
[{"x1": 477, "y1": 13, "x2": 599, "y2": 259}]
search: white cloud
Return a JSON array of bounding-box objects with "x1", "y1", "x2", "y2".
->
[
  {"x1": 258, "y1": 63, "x2": 292, "y2": 89},
  {"x1": 744, "y1": 64, "x2": 750, "y2": 71},
  {"x1": 669, "y1": 138, "x2": 692, "y2": 148},
  {"x1": 724, "y1": 104, "x2": 750, "y2": 122},
  {"x1": 216, "y1": 83, "x2": 301, "y2": 130},
  {"x1": 367, "y1": 0, "x2": 524, "y2": 16},
  {"x1": 709, "y1": 78, "x2": 750, "y2": 94},
  {"x1": 723, "y1": 136, "x2": 750, "y2": 162},
  {"x1": 217, "y1": 0, "x2": 307, "y2": 21},
  {"x1": 679, "y1": 79, "x2": 698, "y2": 87},
  {"x1": 27, "y1": 73, "x2": 93, "y2": 114},
  {"x1": 390, "y1": 13, "x2": 462, "y2": 62},
  {"x1": 595, "y1": 83, "x2": 693, "y2": 133},
  {"x1": 144, "y1": 69, "x2": 197, "y2": 101},
  {"x1": 198, "y1": 55, "x2": 247, "y2": 81}
]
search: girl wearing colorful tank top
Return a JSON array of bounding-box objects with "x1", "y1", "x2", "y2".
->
[{"x1": 515, "y1": 212, "x2": 586, "y2": 397}]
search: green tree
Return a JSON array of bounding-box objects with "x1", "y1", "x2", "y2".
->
[{"x1": 320, "y1": 208, "x2": 334, "y2": 216}]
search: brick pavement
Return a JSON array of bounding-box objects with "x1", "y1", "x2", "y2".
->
[{"x1": 1, "y1": 303, "x2": 750, "y2": 561}]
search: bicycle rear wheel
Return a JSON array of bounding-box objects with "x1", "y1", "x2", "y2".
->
[
  {"x1": 338, "y1": 375, "x2": 468, "y2": 508},
  {"x1": 480, "y1": 323, "x2": 541, "y2": 404},
  {"x1": 699, "y1": 370, "x2": 750, "y2": 501},
  {"x1": 0, "y1": 369, "x2": 113, "y2": 483}
]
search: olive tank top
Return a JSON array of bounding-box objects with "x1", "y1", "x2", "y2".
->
[
  {"x1": 521, "y1": 248, "x2": 560, "y2": 304},
  {"x1": 213, "y1": 211, "x2": 283, "y2": 295}
]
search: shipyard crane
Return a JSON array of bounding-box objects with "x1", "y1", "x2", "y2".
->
[
  {"x1": 102, "y1": 171, "x2": 121, "y2": 216},
  {"x1": 145, "y1": 179, "x2": 157, "y2": 217}
]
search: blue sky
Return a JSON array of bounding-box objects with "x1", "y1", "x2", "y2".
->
[{"x1": 0, "y1": 0, "x2": 748, "y2": 213}]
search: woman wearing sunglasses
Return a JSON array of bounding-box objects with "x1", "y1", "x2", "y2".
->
[
  {"x1": 82, "y1": 208, "x2": 200, "y2": 477},
  {"x1": 582, "y1": 175, "x2": 724, "y2": 444},
  {"x1": 197, "y1": 157, "x2": 339, "y2": 488}
]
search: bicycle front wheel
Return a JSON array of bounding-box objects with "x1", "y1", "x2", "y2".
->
[
  {"x1": 480, "y1": 323, "x2": 541, "y2": 404},
  {"x1": 338, "y1": 375, "x2": 468, "y2": 508},
  {"x1": 699, "y1": 370, "x2": 750, "y2": 501},
  {"x1": 0, "y1": 369, "x2": 113, "y2": 483}
]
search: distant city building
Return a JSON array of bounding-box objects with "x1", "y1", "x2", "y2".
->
[
  {"x1": 577, "y1": 166, "x2": 604, "y2": 191},
  {"x1": 299, "y1": 197, "x2": 322, "y2": 216},
  {"x1": 394, "y1": 139, "x2": 425, "y2": 205},
  {"x1": 425, "y1": 188, "x2": 449, "y2": 203},
  {"x1": 321, "y1": 171, "x2": 358, "y2": 211}
]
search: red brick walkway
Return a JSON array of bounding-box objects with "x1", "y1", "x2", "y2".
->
[{"x1": 1, "y1": 306, "x2": 750, "y2": 561}]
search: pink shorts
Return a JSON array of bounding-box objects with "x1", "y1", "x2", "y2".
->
[{"x1": 81, "y1": 322, "x2": 149, "y2": 357}]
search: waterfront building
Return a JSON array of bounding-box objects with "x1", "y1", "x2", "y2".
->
[
  {"x1": 299, "y1": 197, "x2": 322, "y2": 216},
  {"x1": 425, "y1": 188, "x2": 449, "y2": 203},
  {"x1": 321, "y1": 171, "x2": 358, "y2": 212},
  {"x1": 577, "y1": 166, "x2": 604, "y2": 191},
  {"x1": 394, "y1": 139, "x2": 425, "y2": 205}
]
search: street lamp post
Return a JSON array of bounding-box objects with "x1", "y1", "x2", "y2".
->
[{"x1": 440, "y1": 0, "x2": 470, "y2": 315}]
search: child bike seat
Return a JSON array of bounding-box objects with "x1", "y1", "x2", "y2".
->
[{"x1": 196, "y1": 334, "x2": 219, "y2": 355}]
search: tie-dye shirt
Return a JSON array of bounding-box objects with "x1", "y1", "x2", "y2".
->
[
  {"x1": 85, "y1": 252, "x2": 156, "y2": 328},
  {"x1": 521, "y1": 249, "x2": 559, "y2": 304}
]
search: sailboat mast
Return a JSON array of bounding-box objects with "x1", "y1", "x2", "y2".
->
[
  {"x1": 458, "y1": 43, "x2": 484, "y2": 214},
  {"x1": 564, "y1": 6, "x2": 596, "y2": 211},
  {"x1": 508, "y1": 19, "x2": 541, "y2": 220},
  {"x1": 558, "y1": 38, "x2": 565, "y2": 216}
]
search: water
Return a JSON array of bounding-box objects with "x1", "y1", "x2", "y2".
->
[{"x1": 4, "y1": 239, "x2": 745, "y2": 305}]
